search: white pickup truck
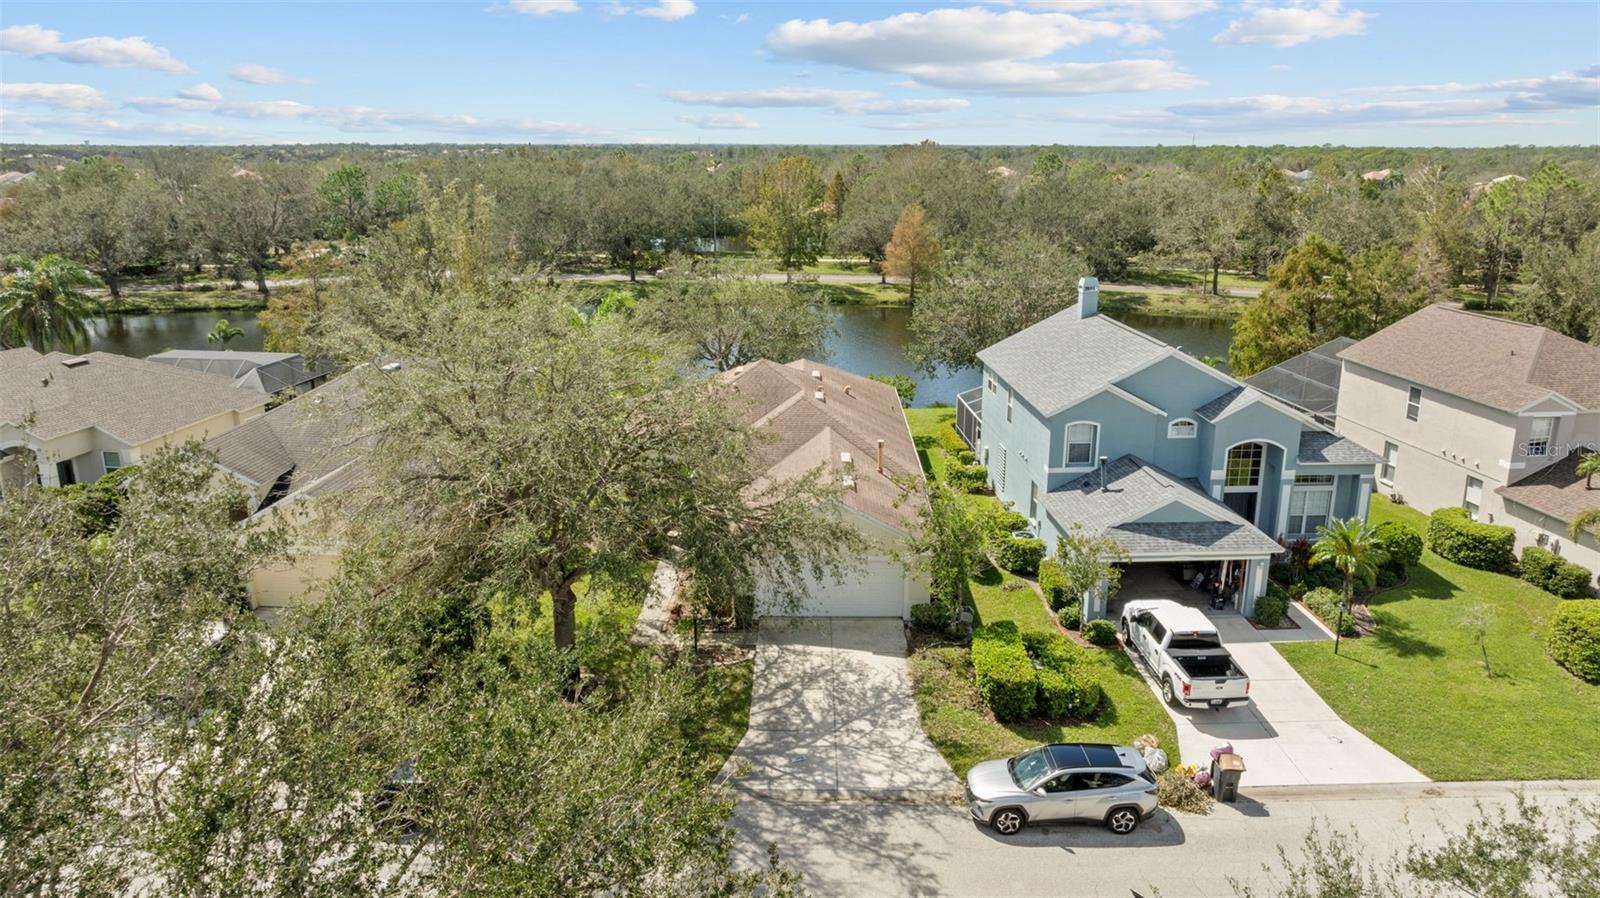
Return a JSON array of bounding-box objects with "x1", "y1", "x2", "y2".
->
[{"x1": 1119, "y1": 600, "x2": 1250, "y2": 711}]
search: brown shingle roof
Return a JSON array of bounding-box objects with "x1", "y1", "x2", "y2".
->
[
  {"x1": 1496, "y1": 452, "x2": 1600, "y2": 526},
  {"x1": 723, "y1": 359, "x2": 924, "y2": 532},
  {"x1": 1339, "y1": 305, "x2": 1600, "y2": 412},
  {"x1": 0, "y1": 350, "x2": 268, "y2": 444},
  {"x1": 206, "y1": 371, "x2": 368, "y2": 504}
]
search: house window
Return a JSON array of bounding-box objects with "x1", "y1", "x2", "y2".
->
[
  {"x1": 1064, "y1": 422, "x2": 1098, "y2": 468},
  {"x1": 1294, "y1": 473, "x2": 1334, "y2": 485},
  {"x1": 986, "y1": 374, "x2": 996, "y2": 393},
  {"x1": 1006, "y1": 389, "x2": 1013, "y2": 423},
  {"x1": 1289, "y1": 487, "x2": 1333, "y2": 536},
  {"x1": 55, "y1": 459, "x2": 77, "y2": 487},
  {"x1": 1526, "y1": 417, "x2": 1555, "y2": 458},
  {"x1": 1381, "y1": 441, "x2": 1399, "y2": 482},
  {"x1": 1167, "y1": 418, "x2": 1197, "y2": 440},
  {"x1": 102, "y1": 451, "x2": 123, "y2": 472},
  {"x1": 1222, "y1": 442, "x2": 1264, "y2": 525},
  {"x1": 1406, "y1": 386, "x2": 1422, "y2": 422},
  {"x1": 1029, "y1": 481, "x2": 1040, "y2": 521},
  {"x1": 1463, "y1": 477, "x2": 1483, "y2": 520}
]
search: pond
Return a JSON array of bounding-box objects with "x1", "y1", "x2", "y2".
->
[{"x1": 82, "y1": 306, "x2": 1234, "y2": 408}]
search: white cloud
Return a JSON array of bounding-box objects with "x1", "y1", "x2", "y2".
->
[
  {"x1": 178, "y1": 82, "x2": 224, "y2": 102},
  {"x1": 229, "y1": 63, "x2": 306, "y2": 85},
  {"x1": 636, "y1": 0, "x2": 696, "y2": 20},
  {"x1": 903, "y1": 58, "x2": 1204, "y2": 96},
  {"x1": 995, "y1": 1, "x2": 1217, "y2": 21},
  {"x1": 509, "y1": 0, "x2": 580, "y2": 13},
  {"x1": 1353, "y1": 66, "x2": 1599, "y2": 111},
  {"x1": 1213, "y1": 1, "x2": 1370, "y2": 48},
  {"x1": 856, "y1": 98, "x2": 972, "y2": 114},
  {"x1": 215, "y1": 99, "x2": 317, "y2": 119},
  {"x1": 0, "y1": 82, "x2": 109, "y2": 111},
  {"x1": 0, "y1": 23, "x2": 189, "y2": 73},
  {"x1": 678, "y1": 112, "x2": 759, "y2": 129},
  {"x1": 666, "y1": 86, "x2": 878, "y2": 107},
  {"x1": 125, "y1": 95, "x2": 216, "y2": 112}
]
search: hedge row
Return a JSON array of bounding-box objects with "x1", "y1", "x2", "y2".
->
[
  {"x1": 1427, "y1": 507, "x2": 1517, "y2": 572},
  {"x1": 971, "y1": 622, "x2": 1105, "y2": 721},
  {"x1": 1548, "y1": 600, "x2": 1600, "y2": 683},
  {"x1": 1374, "y1": 520, "x2": 1424, "y2": 569},
  {"x1": 936, "y1": 420, "x2": 968, "y2": 457},
  {"x1": 996, "y1": 537, "x2": 1045, "y2": 576},
  {"x1": 1521, "y1": 546, "x2": 1595, "y2": 599}
]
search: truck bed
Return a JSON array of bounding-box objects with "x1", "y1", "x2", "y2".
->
[{"x1": 1170, "y1": 649, "x2": 1247, "y2": 681}]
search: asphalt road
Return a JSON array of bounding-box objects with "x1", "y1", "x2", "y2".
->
[{"x1": 733, "y1": 779, "x2": 1597, "y2": 898}]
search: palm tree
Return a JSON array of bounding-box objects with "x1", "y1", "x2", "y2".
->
[
  {"x1": 207, "y1": 319, "x2": 245, "y2": 347},
  {"x1": 1311, "y1": 517, "x2": 1389, "y2": 655},
  {"x1": 0, "y1": 255, "x2": 101, "y2": 352},
  {"x1": 1570, "y1": 508, "x2": 1600, "y2": 542},
  {"x1": 1578, "y1": 452, "x2": 1600, "y2": 490}
]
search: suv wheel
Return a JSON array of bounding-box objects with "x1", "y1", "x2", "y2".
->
[
  {"x1": 990, "y1": 807, "x2": 1026, "y2": 836},
  {"x1": 1161, "y1": 677, "x2": 1177, "y2": 705},
  {"x1": 1106, "y1": 807, "x2": 1141, "y2": 835}
]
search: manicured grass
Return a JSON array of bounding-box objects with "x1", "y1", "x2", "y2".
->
[
  {"x1": 684, "y1": 659, "x2": 754, "y2": 779},
  {"x1": 816, "y1": 281, "x2": 910, "y2": 305},
  {"x1": 1123, "y1": 267, "x2": 1265, "y2": 291},
  {"x1": 102, "y1": 289, "x2": 271, "y2": 314},
  {"x1": 1278, "y1": 497, "x2": 1600, "y2": 781},
  {"x1": 902, "y1": 406, "x2": 1181, "y2": 775},
  {"x1": 1101, "y1": 289, "x2": 1246, "y2": 320}
]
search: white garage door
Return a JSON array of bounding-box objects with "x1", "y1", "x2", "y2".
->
[{"x1": 760, "y1": 554, "x2": 907, "y2": 618}]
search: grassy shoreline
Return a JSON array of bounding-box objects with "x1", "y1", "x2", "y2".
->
[{"x1": 100, "y1": 290, "x2": 270, "y2": 315}]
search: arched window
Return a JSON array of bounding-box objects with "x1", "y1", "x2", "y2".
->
[
  {"x1": 1064, "y1": 422, "x2": 1099, "y2": 467},
  {"x1": 1167, "y1": 418, "x2": 1197, "y2": 440},
  {"x1": 1222, "y1": 442, "x2": 1264, "y2": 524}
]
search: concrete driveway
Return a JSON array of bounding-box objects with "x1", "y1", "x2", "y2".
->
[{"x1": 720, "y1": 617, "x2": 956, "y2": 801}]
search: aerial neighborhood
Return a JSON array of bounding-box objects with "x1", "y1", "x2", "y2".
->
[{"x1": 2, "y1": 4, "x2": 1598, "y2": 897}]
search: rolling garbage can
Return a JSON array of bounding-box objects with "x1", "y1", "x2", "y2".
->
[{"x1": 1210, "y1": 753, "x2": 1245, "y2": 803}]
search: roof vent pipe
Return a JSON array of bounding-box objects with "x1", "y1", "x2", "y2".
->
[
  {"x1": 811, "y1": 369, "x2": 822, "y2": 380},
  {"x1": 1077, "y1": 277, "x2": 1100, "y2": 319},
  {"x1": 876, "y1": 439, "x2": 885, "y2": 474},
  {"x1": 1098, "y1": 455, "x2": 1109, "y2": 492}
]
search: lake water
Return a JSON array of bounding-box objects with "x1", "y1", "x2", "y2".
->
[{"x1": 84, "y1": 306, "x2": 1233, "y2": 407}]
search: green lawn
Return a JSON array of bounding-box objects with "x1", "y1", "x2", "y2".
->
[
  {"x1": 103, "y1": 289, "x2": 271, "y2": 315},
  {"x1": 1123, "y1": 267, "x2": 1265, "y2": 292},
  {"x1": 903, "y1": 407, "x2": 1180, "y2": 776},
  {"x1": 1101, "y1": 289, "x2": 1246, "y2": 320},
  {"x1": 1278, "y1": 497, "x2": 1600, "y2": 781},
  {"x1": 815, "y1": 281, "x2": 910, "y2": 305}
]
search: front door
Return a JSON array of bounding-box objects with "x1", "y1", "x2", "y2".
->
[
  {"x1": 55, "y1": 459, "x2": 77, "y2": 486},
  {"x1": 1223, "y1": 490, "x2": 1257, "y2": 525}
]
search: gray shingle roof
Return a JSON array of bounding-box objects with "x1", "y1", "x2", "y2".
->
[
  {"x1": 975, "y1": 310, "x2": 1171, "y2": 417},
  {"x1": 0, "y1": 349, "x2": 268, "y2": 444},
  {"x1": 1194, "y1": 386, "x2": 1249, "y2": 421},
  {"x1": 1296, "y1": 430, "x2": 1382, "y2": 465},
  {"x1": 1041, "y1": 455, "x2": 1282, "y2": 558},
  {"x1": 147, "y1": 350, "x2": 332, "y2": 395},
  {"x1": 206, "y1": 371, "x2": 368, "y2": 507}
]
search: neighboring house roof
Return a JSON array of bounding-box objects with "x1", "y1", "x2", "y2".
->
[
  {"x1": 0, "y1": 349, "x2": 268, "y2": 444},
  {"x1": 1041, "y1": 455, "x2": 1283, "y2": 558},
  {"x1": 147, "y1": 350, "x2": 333, "y2": 395},
  {"x1": 1243, "y1": 336, "x2": 1354, "y2": 423},
  {"x1": 723, "y1": 358, "x2": 924, "y2": 532},
  {"x1": 1339, "y1": 304, "x2": 1600, "y2": 412},
  {"x1": 1297, "y1": 430, "x2": 1383, "y2": 466},
  {"x1": 1496, "y1": 452, "x2": 1600, "y2": 527},
  {"x1": 976, "y1": 310, "x2": 1173, "y2": 418},
  {"x1": 206, "y1": 371, "x2": 368, "y2": 508}
]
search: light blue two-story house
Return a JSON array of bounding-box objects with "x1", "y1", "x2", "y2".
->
[{"x1": 953, "y1": 278, "x2": 1382, "y2": 619}]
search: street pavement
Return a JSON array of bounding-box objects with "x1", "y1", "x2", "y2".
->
[{"x1": 733, "y1": 779, "x2": 1598, "y2": 897}]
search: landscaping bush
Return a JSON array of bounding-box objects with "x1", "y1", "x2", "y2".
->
[
  {"x1": 1082, "y1": 618, "x2": 1118, "y2": 646},
  {"x1": 1521, "y1": 546, "x2": 1595, "y2": 599},
  {"x1": 996, "y1": 537, "x2": 1046, "y2": 576},
  {"x1": 1057, "y1": 602, "x2": 1082, "y2": 631},
  {"x1": 1375, "y1": 567, "x2": 1402, "y2": 589},
  {"x1": 946, "y1": 462, "x2": 989, "y2": 494},
  {"x1": 1269, "y1": 561, "x2": 1297, "y2": 585},
  {"x1": 1302, "y1": 563, "x2": 1346, "y2": 592},
  {"x1": 1428, "y1": 507, "x2": 1516, "y2": 572},
  {"x1": 936, "y1": 420, "x2": 968, "y2": 456},
  {"x1": 1038, "y1": 559, "x2": 1072, "y2": 609},
  {"x1": 953, "y1": 448, "x2": 976, "y2": 466},
  {"x1": 1301, "y1": 587, "x2": 1356, "y2": 637},
  {"x1": 1375, "y1": 520, "x2": 1424, "y2": 568},
  {"x1": 986, "y1": 508, "x2": 1030, "y2": 539},
  {"x1": 1021, "y1": 631, "x2": 1105, "y2": 719},
  {"x1": 1252, "y1": 587, "x2": 1289, "y2": 628},
  {"x1": 1548, "y1": 600, "x2": 1600, "y2": 683},
  {"x1": 971, "y1": 622, "x2": 1036, "y2": 720},
  {"x1": 910, "y1": 600, "x2": 955, "y2": 634}
]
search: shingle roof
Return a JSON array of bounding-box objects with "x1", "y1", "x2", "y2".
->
[
  {"x1": 723, "y1": 359, "x2": 924, "y2": 532},
  {"x1": 1496, "y1": 452, "x2": 1600, "y2": 527},
  {"x1": 0, "y1": 349, "x2": 268, "y2": 444},
  {"x1": 147, "y1": 350, "x2": 332, "y2": 395},
  {"x1": 1297, "y1": 430, "x2": 1382, "y2": 465},
  {"x1": 1339, "y1": 304, "x2": 1600, "y2": 412},
  {"x1": 975, "y1": 309, "x2": 1171, "y2": 417},
  {"x1": 1195, "y1": 386, "x2": 1249, "y2": 421},
  {"x1": 1041, "y1": 455, "x2": 1282, "y2": 558},
  {"x1": 206, "y1": 371, "x2": 367, "y2": 506}
]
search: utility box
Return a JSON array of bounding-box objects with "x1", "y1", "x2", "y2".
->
[{"x1": 1211, "y1": 753, "x2": 1245, "y2": 803}]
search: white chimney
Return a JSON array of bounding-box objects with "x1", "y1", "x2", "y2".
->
[
  {"x1": 814, "y1": 389, "x2": 825, "y2": 402},
  {"x1": 1077, "y1": 277, "x2": 1100, "y2": 319}
]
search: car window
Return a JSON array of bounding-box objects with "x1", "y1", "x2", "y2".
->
[
  {"x1": 1168, "y1": 633, "x2": 1222, "y2": 650},
  {"x1": 1040, "y1": 774, "x2": 1075, "y2": 794},
  {"x1": 1150, "y1": 620, "x2": 1168, "y2": 642},
  {"x1": 1078, "y1": 773, "x2": 1134, "y2": 790},
  {"x1": 1009, "y1": 748, "x2": 1052, "y2": 788}
]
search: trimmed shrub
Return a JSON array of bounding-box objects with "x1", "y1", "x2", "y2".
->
[
  {"x1": 1082, "y1": 618, "x2": 1118, "y2": 646},
  {"x1": 1302, "y1": 563, "x2": 1346, "y2": 592},
  {"x1": 1521, "y1": 546, "x2": 1595, "y2": 599},
  {"x1": 1252, "y1": 587, "x2": 1289, "y2": 628},
  {"x1": 971, "y1": 622, "x2": 1036, "y2": 720},
  {"x1": 1428, "y1": 507, "x2": 1516, "y2": 572},
  {"x1": 1548, "y1": 600, "x2": 1600, "y2": 683},
  {"x1": 1269, "y1": 561, "x2": 1297, "y2": 585},
  {"x1": 937, "y1": 420, "x2": 968, "y2": 456},
  {"x1": 1022, "y1": 631, "x2": 1105, "y2": 719},
  {"x1": 1057, "y1": 602, "x2": 1082, "y2": 631},
  {"x1": 1301, "y1": 587, "x2": 1356, "y2": 637},
  {"x1": 987, "y1": 508, "x2": 1030, "y2": 539},
  {"x1": 953, "y1": 448, "x2": 976, "y2": 466},
  {"x1": 996, "y1": 537, "x2": 1046, "y2": 576},
  {"x1": 1375, "y1": 567, "x2": 1402, "y2": 589},
  {"x1": 947, "y1": 463, "x2": 989, "y2": 494},
  {"x1": 1375, "y1": 520, "x2": 1424, "y2": 568},
  {"x1": 910, "y1": 600, "x2": 954, "y2": 634},
  {"x1": 1038, "y1": 559, "x2": 1072, "y2": 609}
]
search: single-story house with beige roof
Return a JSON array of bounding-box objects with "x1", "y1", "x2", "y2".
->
[
  {"x1": 724, "y1": 358, "x2": 931, "y2": 619},
  {"x1": 0, "y1": 348, "x2": 268, "y2": 498}
]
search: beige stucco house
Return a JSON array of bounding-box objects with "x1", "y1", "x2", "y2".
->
[
  {"x1": 1335, "y1": 305, "x2": 1600, "y2": 585},
  {"x1": 0, "y1": 348, "x2": 268, "y2": 497}
]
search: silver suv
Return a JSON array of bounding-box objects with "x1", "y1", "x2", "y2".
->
[{"x1": 965, "y1": 743, "x2": 1158, "y2": 836}]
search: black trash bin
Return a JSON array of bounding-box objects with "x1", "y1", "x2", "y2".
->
[{"x1": 1210, "y1": 753, "x2": 1245, "y2": 803}]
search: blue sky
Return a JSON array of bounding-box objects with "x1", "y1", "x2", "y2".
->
[{"x1": 2, "y1": 1, "x2": 1596, "y2": 145}]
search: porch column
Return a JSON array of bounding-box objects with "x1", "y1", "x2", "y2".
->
[
  {"x1": 1242, "y1": 559, "x2": 1268, "y2": 618},
  {"x1": 1274, "y1": 474, "x2": 1294, "y2": 540}
]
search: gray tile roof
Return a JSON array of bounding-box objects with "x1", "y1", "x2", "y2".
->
[
  {"x1": 1340, "y1": 304, "x2": 1600, "y2": 412},
  {"x1": 1041, "y1": 455, "x2": 1281, "y2": 558},
  {"x1": 1296, "y1": 430, "x2": 1382, "y2": 465},
  {"x1": 975, "y1": 310, "x2": 1171, "y2": 417},
  {"x1": 0, "y1": 349, "x2": 268, "y2": 444}
]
